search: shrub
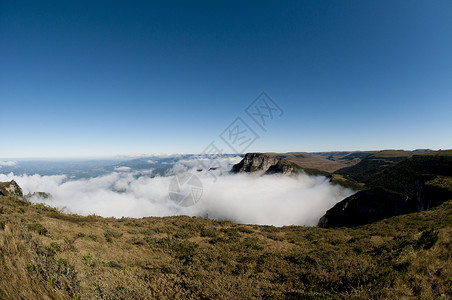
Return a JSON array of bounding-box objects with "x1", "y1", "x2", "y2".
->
[
  {"x1": 416, "y1": 227, "x2": 439, "y2": 250},
  {"x1": 261, "y1": 226, "x2": 280, "y2": 233},
  {"x1": 221, "y1": 228, "x2": 241, "y2": 238},
  {"x1": 106, "y1": 261, "x2": 123, "y2": 269},
  {"x1": 82, "y1": 253, "x2": 96, "y2": 267},
  {"x1": 242, "y1": 237, "x2": 264, "y2": 250},
  {"x1": 104, "y1": 229, "x2": 123, "y2": 242},
  {"x1": 237, "y1": 227, "x2": 253, "y2": 234},
  {"x1": 173, "y1": 240, "x2": 199, "y2": 261},
  {"x1": 200, "y1": 227, "x2": 219, "y2": 238},
  {"x1": 267, "y1": 233, "x2": 283, "y2": 241},
  {"x1": 306, "y1": 233, "x2": 316, "y2": 242},
  {"x1": 46, "y1": 242, "x2": 61, "y2": 253},
  {"x1": 174, "y1": 230, "x2": 192, "y2": 239},
  {"x1": 25, "y1": 263, "x2": 35, "y2": 271},
  {"x1": 29, "y1": 223, "x2": 48, "y2": 236}
]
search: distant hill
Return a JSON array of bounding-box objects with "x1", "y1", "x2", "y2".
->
[
  {"x1": 272, "y1": 151, "x2": 373, "y2": 173},
  {"x1": 334, "y1": 150, "x2": 415, "y2": 184},
  {"x1": 335, "y1": 150, "x2": 452, "y2": 194}
]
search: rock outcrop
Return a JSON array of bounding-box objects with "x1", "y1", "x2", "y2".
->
[
  {"x1": 25, "y1": 192, "x2": 53, "y2": 200},
  {"x1": 414, "y1": 176, "x2": 452, "y2": 212},
  {"x1": 231, "y1": 153, "x2": 299, "y2": 175},
  {"x1": 0, "y1": 180, "x2": 23, "y2": 197}
]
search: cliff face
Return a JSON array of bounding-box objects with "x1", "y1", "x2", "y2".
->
[
  {"x1": 319, "y1": 177, "x2": 452, "y2": 228},
  {"x1": 318, "y1": 188, "x2": 414, "y2": 228},
  {"x1": 414, "y1": 177, "x2": 452, "y2": 212},
  {"x1": 231, "y1": 153, "x2": 299, "y2": 175},
  {"x1": 0, "y1": 180, "x2": 23, "y2": 197}
]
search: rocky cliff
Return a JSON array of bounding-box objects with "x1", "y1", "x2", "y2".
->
[
  {"x1": 231, "y1": 153, "x2": 300, "y2": 175},
  {"x1": 0, "y1": 180, "x2": 23, "y2": 197},
  {"x1": 318, "y1": 188, "x2": 415, "y2": 228}
]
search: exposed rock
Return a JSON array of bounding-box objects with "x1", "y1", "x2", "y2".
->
[
  {"x1": 231, "y1": 153, "x2": 299, "y2": 175},
  {"x1": 318, "y1": 188, "x2": 414, "y2": 228},
  {"x1": 414, "y1": 176, "x2": 452, "y2": 211},
  {"x1": 319, "y1": 176, "x2": 452, "y2": 228},
  {"x1": 0, "y1": 180, "x2": 23, "y2": 197},
  {"x1": 25, "y1": 192, "x2": 53, "y2": 200}
]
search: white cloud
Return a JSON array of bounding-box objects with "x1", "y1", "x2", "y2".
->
[
  {"x1": 0, "y1": 167, "x2": 353, "y2": 226},
  {"x1": 189, "y1": 173, "x2": 352, "y2": 226},
  {"x1": 118, "y1": 153, "x2": 179, "y2": 158},
  {"x1": 0, "y1": 161, "x2": 16, "y2": 167},
  {"x1": 114, "y1": 166, "x2": 131, "y2": 172},
  {"x1": 168, "y1": 155, "x2": 242, "y2": 176}
]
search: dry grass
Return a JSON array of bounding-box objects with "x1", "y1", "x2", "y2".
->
[{"x1": 1, "y1": 194, "x2": 451, "y2": 299}]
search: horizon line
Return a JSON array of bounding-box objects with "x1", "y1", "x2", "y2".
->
[{"x1": 0, "y1": 148, "x2": 444, "y2": 161}]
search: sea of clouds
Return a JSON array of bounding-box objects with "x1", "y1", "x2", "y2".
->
[{"x1": 0, "y1": 156, "x2": 354, "y2": 226}]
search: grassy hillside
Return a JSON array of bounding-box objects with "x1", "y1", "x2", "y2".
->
[
  {"x1": 1, "y1": 191, "x2": 451, "y2": 299},
  {"x1": 335, "y1": 150, "x2": 452, "y2": 188},
  {"x1": 368, "y1": 153, "x2": 452, "y2": 198},
  {"x1": 334, "y1": 150, "x2": 415, "y2": 184},
  {"x1": 271, "y1": 152, "x2": 369, "y2": 173}
]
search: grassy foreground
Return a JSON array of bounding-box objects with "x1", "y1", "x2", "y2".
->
[{"x1": 0, "y1": 194, "x2": 451, "y2": 299}]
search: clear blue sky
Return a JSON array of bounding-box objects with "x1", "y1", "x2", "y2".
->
[{"x1": 1, "y1": 0, "x2": 451, "y2": 158}]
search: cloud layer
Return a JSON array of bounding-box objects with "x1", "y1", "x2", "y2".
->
[
  {"x1": 0, "y1": 161, "x2": 16, "y2": 167},
  {"x1": 0, "y1": 157, "x2": 354, "y2": 226}
]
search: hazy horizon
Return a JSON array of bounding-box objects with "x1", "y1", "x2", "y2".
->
[{"x1": 0, "y1": 147, "x2": 446, "y2": 161}]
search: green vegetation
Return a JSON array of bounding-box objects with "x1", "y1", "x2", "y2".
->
[
  {"x1": 104, "y1": 229, "x2": 123, "y2": 242},
  {"x1": 29, "y1": 223, "x2": 48, "y2": 236},
  {"x1": 335, "y1": 150, "x2": 452, "y2": 190},
  {"x1": 298, "y1": 166, "x2": 331, "y2": 178},
  {"x1": 330, "y1": 174, "x2": 364, "y2": 190},
  {"x1": 1, "y1": 189, "x2": 451, "y2": 299},
  {"x1": 334, "y1": 150, "x2": 413, "y2": 184}
]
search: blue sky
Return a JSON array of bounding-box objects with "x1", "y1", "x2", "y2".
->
[{"x1": 1, "y1": 0, "x2": 451, "y2": 158}]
